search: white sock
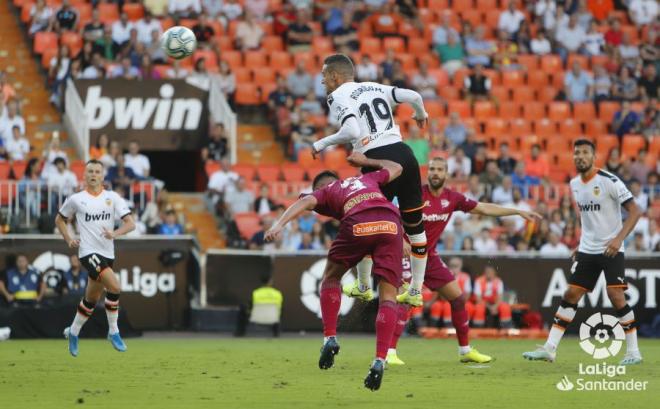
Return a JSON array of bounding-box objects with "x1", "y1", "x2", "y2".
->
[
  {"x1": 459, "y1": 345, "x2": 471, "y2": 355},
  {"x1": 618, "y1": 307, "x2": 639, "y2": 355},
  {"x1": 387, "y1": 348, "x2": 396, "y2": 355},
  {"x1": 545, "y1": 303, "x2": 577, "y2": 351},
  {"x1": 105, "y1": 297, "x2": 119, "y2": 335},
  {"x1": 407, "y1": 232, "x2": 427, "y2": 294},
  {"x1": 70, "y1": 300, "x2": 94, "y2": 336},
  {"x1": 356, "y1": 257, "x2": 373, "y2": 291},
  {"x1": 324, "y1": 336, "x2": 336, "y2": 343}
]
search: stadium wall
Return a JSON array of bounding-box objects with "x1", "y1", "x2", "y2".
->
[{"x1": 206, "y1": 250, "x2": 660, "y2": 333}]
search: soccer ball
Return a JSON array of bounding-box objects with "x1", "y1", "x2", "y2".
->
[{"x1": 161, "y1": 26, "x2": 197, "y2": 60}]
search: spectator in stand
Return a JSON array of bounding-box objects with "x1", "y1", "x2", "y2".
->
[
  {"x1": 45, "y1": 157, "x2": 78, "y2": 206},
  {"x1": 188, "y1": 57, "x2": 211, "y2": 90},
  {"x1": 224, "y1": 177, "x2": 255, "y2": 216},
  {"x1": 638, "y1": 64, "x2": 659, "y2": 101},
  {"x1": 89, "y1": 133, "x2": 109, "y2": 161},
  {"x1": 524, "y1": 144, "x2": 550, "y2": 180},
  {"x1": 368, "y1": 2, "x2": 402, "y2": 38},
  {"x1": 587, "y1": 0, "x2": 613, "y2": 21},
  {"x1": 217, "y1": 61, "x2": 236, "y2": 105},
  {"x1": 112, "y1": 12, "x2": 135, "y2": 46},
  {"x1": 0, "y1": 255, "x2": 46, "y2": 306},
  {"x1": 436, "y1": 32, "x2": 465, "y2": 77},
  {"x1": 555, "y1": 15, "x2": 586, "y2": 63},
  {"x1": 125, "y1": 141, "x2": 150, "y2": 179},
  {"x1": 630, "y1": 179, "x2": 650, "y2": 213},
  {"x1": 516, "y1": 20, "x2": 532, "y2": 53},
  {"x1": 631, "y1": 149, "x2": 650, "y2": 183},
  {"x1": 465, "y1": 26, "x2": 496, "y2": 67},
  {"x1": 105, "y1": 154, "x2": 137, "y2": 191},
  {"x1": 169, "y1": 0, "x2": 202, "y2": 19},
  {"x1": 166, "y1": 59, "x2": 189, "y2": 79},
  {"x1": 332, "y1": 13, "x2": 359, "y2": 53},
  {"x1": 612, "y1": 101, "x2": 640, "y2": 139},
  {"x1": 564, "y1": 61, "x2": 594, "y2": 103},
  {"x1": 94, "y1": 27, "x2": 120, "y2": 61},
  {"x1": 286, "y1": 9, "x2": 313, "y2": 53},
  {"x1": 192, "y1": 13, "x2": 215, "y2": 46},
  {"x1": 444, "y1": 111, "x2": 467, "y2": 147},
  {"x1": 220, "y1": 0, "x2": 243, "y2": 24},
  {"x1": 574, "y1": 0, "x2": 593, "y2": 30},
  {"x1": 511, "y1": 161, "x2": 539, "y2": 196},
  {"x1": 404, "y1": 126, "x2": 429, "y2": 165},
  {"x1": 502, "y1": 187, "x2": 532, "y2": 231},
  {"x1": 53, "y1": 0, "x2": 78, "y2": 32},
  {"x1": 497, "y1": 142, "x2": 517, "y2": 175},
  {"x1": 245, "y1": 0, "x2": 269, "y2": 22},
  {"x1": 254, "y1": 184, "x2": 278, "y2": 216},
  {"x1": 249, "y1": 217, "x2": 279, "y2": 250},
  {"x1": 268, "y1": 75, "x2": 293, "y2": 111},
  {"x1": 0, "y1": 71, "x2": 16, "y2": 103},
  {"x1": 299, "y1": 91, "x2": 323, "y2": 115},
  {"x1": 135, "y1": 10, "x2": 162, "y2": 45},
  {"x1": 0, "y1": 100, "x2": 26, "y2": 143},
  {"x1": 498, "y1": 0, "x2": 525, "y2": 39},
  {"x1": 390, "y1": 59, "x2": 409, "y2": 88},
  {"x1": 119, "y1": 29, "x2": 141, "y2": 64},
  {"x1": 534, "y1": 0, "x2": 556, "y2": 25},
  {"x1": 492, "y1": 175, "x2": 514, "y2": 205},
  {"x1": 479, "y1": 160, "x2": 503, "y2": 193},
  {"x1": 61, "y1": 255, "x2": 88, "y2": 296},
  {"x1": 100, "y1": 141, "x2": 121, "y2": 169},
  {"x1": 290, "y1": 111, "x2": 317, "y2": 159},
  {"x1": 618, "y1": 33, "x2": 641, "y2": 70},
  {"x1": 207, "y1": 158, "x2": 238, "y2": 213},
  {"x1": 433, "y1": 11, "x2": 459, "y2": 47},
  {"x1": 235, "y1": 11, "x2": 265, "y2": 51},
  {"x1": 379, "y1": 49, "x2": 397, "y2": 83},
  {"x1": 639, "y1": 31, "x2": 659, "y2": 68},
  {"x1": 612, "y1": 66, "x2": 640, "y2": 101},
  {"x1": 201, "y1": 123, "x2": 228, "y2": 162},
  {"x1": 110, "y1": 57, "x2": 140, "y2": 79},
  {"x1": 592, "y1": 64, "x2": 612, "y2": 103},
  {"x1": 355, "y1": 55, "x2": 378, "y2": 82},
  {"x1": 464, "y1": 64, "x2": 492, "y2": 102},
  {"x1": 493, "y1": 29, "x2": 521, "y2": 70},
  {"x1": 496, "y1": 234, "x2": 515, "y2": 253},
  {"x1": 539, "y1": 232, "x2": 571, "y2": 256},
  {"x1": 605, "y1": 146, "x2": 623, "y2": 175},
  {"x1": 5, "y1": 126, "x2": 30, "y2": 161},
  {"x1": 447, "y1": 147, "x2": 472, "y2": 180},
  {"x1": 473, "y1": 266, "x2": 513, "y2": 328},
  {"x1": 29, "y1": 0, "x2": 53, "y2": 36},
  {"x1": 459, "y1": 128, "x2": 479, "y2": 160},
  {"x1": 546, "y1": 6, "x2": 569, "y2": 34},
  {"x1": 464, "y1": 174, "x2": 484, "y2": 202},
  {"x1": 549, "y1": 209, "x2": 565, "y2": 236},
  {"x1": 286, "y1": 60, "x2": 313, "y2": 98},
  {"x1": 530, "y1": 29, "x2": 552, "y2": 55},
  {"x1": 140, "y1": 189, "x2": 172, "y2": 233},
  {"x1": 629, "y1": 0, "x2": 659, "y2": 27},
  {"x1": 158, "y1": 210, "x2": 185, "y2": 235},
  {"x1": 77, "y1": 40, "x2": 95, "y2": 70},
  {"x1": 41, "y1": 134, "x2": 68, "y2": 178},
  {"x1": 322, "y1": 0, "x2": 344, "y2": 35},
  {"x1": 583, "y1": 20, "x2": 605, "y2": 56},
  {"x1": 639, "y1": 101, "x2": 659, "y2": 137},
  {"x1": 81, "y1": 52, "x2": 106, "y2": 79},
  {"x1": 139, "y1": 55, "x2": 161, "y2": 80},
  {"x1": 146, "y1": 29, "x2": 168, "y2": 64},
  {"x1": 411, "y1": 62, "x2": 439, "y2": 100},
  {"x1": 604, "y1": 18, "x2": 623, "y2": 50},
  {"x1": 473, "y1": 228, "x2": 496, "y2": 253},
  {"x1": 562, "y1": 220, "x2": 580, "y2": 249}
]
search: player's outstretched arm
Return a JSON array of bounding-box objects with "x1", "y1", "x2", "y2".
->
[
  {"x1": 346, "y1": 152, "x2": 402, "y2": 183},
  {"x1": 470, "y1": 202, "x2": 542, "y2": 222},
  {"x1": 55, "y1": 213, "x2": 79, "y2": 249},
  {"x1": 265, "y1": 195, "x2": 318, "y2": 242},
  {"x1": 312, "y1": 116, "x2": 361, "y2": 157},
  {"x1": 604, "y1": 200, "x2": 642, "y2": 257},
  {"x1": 393, "y1": 88, "x2": 429, "y2": 128}
]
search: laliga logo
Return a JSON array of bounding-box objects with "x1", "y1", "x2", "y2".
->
[
  {"x1": 579, "y1": 313, "x2": 625, "y2": 359},
  {"x1": 300, "y1": 259, "x2": 355, "y2": 318}
]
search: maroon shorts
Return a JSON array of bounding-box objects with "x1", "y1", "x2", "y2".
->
[
  {"x1": 328, "y1": 207, "x2": 403, "y2": 287},
  {"x1": 423, "y1": 253, "x2": 455, "y2": 291}
]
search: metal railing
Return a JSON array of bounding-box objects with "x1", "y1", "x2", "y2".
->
[
  {"x1": 64, "y1": 79, "x2": 90, "y2": 162},
  {"x1": 208, "y1": 76, "x2": 238, "y2": 164}
]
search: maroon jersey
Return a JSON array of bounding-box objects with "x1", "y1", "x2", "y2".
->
[
  {"x1": 422, "y1": 185, "x2": 477, "y2": 254},
  {"x1": 311, "y1": 169, "x2": 398, "y2": 220}
]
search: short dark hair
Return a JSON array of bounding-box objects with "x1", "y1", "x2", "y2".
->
[
  {"x1": 312, "y1": 170, "x2": 339, "y2": 190},
  {"x1": 573, "y1": 138, "x2": 595, "y2": 151},
  {"x1": 86, "y1": 159, "x2": 104, "y2": 167},
  {"x1": 323, "y1": 54, "x2": 354, "y2": 77},
  {"x1": 53, "y1": 157, "x2": 66, "y2": 166}
]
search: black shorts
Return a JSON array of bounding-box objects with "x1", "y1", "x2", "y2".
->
[
  {"x1": 569, "y1": 252, "x2": 626, "y2": 292},
  {"x1": 362, "y1": 142, "x2": 423, "y2": 212},
  {"x1": 79, "y1": 253, "x2": 115, "y2": 281}
]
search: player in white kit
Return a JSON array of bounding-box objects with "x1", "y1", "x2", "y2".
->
[
  {"x1": 523, "y1": 139, "x2": 643, "y2": 365},
  {"x1": 55, "y1": 159, "x2": 135, "y2": 357},
  {"x1": 312, "y1": 54, "x2": 430, "y2": 307}
]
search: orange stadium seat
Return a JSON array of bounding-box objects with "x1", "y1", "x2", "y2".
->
[
  {"x1": 490, "y1": 86, "x2": 509, "y2": 102},
  {"x1": 621, "y1": 25, "x2": 639, "y2": 42},
  {"x1": 545, "y1": 137, "x2": 570, "y2": 157},
  {"x1": 383, "y1": 37, "x2": 405, "y2": 53},
  {"x1": 360, "y1": 37, "x2": 382, "y2": 54},
  {"x1": 312, "y1": 36, "x2": 333, "y2": 54},
  {"x1": 595, "y1": 134, "x2": 619, "y2": 158},
  {"x1": 418, "y1": 8, "x2": 435, "y2": 25},
  {"x1": 502, "y1": 70, "x2": 524, "y2": 88},
  {"x1": 518, "y1": 54, "x2": 539, "y2": 71},
  {"x1": 534, "y1": 119, "x2": 557, "y2": 138},
  {"x1": 205, "y1": 161, "x2": 221, "y2": 177},
  {"x1": 269, "y1": 51, "x2": 292, "y2": 71},
  {"x1": 649, "y1": 137, "x2": 660, "y2": 157},
  {"x1": 485, "y1": 118, "x2": 507, "y2": 137},
  {"x1": 559, "y1": 119, "x2": 582, "y2": 138},
  {"x1": 76, "y1": 3, "x2": 93, "y2": 25},
  {"x1": 523, "y1": 102, "x2": 545, "y2": 121},
  {"x1": 567, "y1": 54, "x2": 588, "y2": 69},
  {"x1": 552, "y1": 71, "x2": 566, "y2": 89},
  {"x1": 232, "y1": 164, "x2": 256, "y2": 181},
  {"x1": 0, "y1": 183, "x2": 16, "y2": 206},
  {"x1": 297, "y1": 147, "x2": 315, "y2": 168},
  {"x1": 425, "y1": 100, "x2": 444, "y2": 118},
  {"x1": 428, "y1": 68, "x2": 449, "y2": 87},
  {"x1": 0, "y1": 162, "x2": 10, "y2": 179},
  {"x1": 60, "y1": 31, "x2": 83, "y2": 56},
  {"x1": 476, "y1": 0, "x2": 498, "y2": 8},
  {"x1": 622, "y1": 135, "x2": 647, "y2": 158},
  {"x1": 548, "y1": 102, "x2": 571, "y2": 121},
  {"x1": 235, "y1": 84, "x2": 262, "y2": 105},
  {"x1": 598, "y1": 101, "x2": 620, "y2": 121},
  {"x1": 460, "y1": 10, "x2": 483, "y2": 27},
  {"x1": 98, "y1": 2, "x2": 120, "y2": 24},
  {"x1": 585, "y1": 119, "x2": 607, "y2": 136},
  {"x1": 194, "y1": 49, "x2": 219, "y2": 67},
  {"x1": 541, "y1": 55, "x2": 562, "y2": 73},
  {"x1": 498, "y1": 102, "x2": 521, "y2": 120},
  {"x1": 213, "y1": 36, "x2": 233, "y2": 51},
  {"x1": 253, "y1": 67, "x2": 276, "y2": 84},
  {"x1": 70, "y1": 160, "x2": 86, "y2": 180},
  {"x1": 527, "y1": 70, "x2": 549, "y2": 89},
  {"x1": 337, "y1": 167, "x2": 359, "y2": 180},
  {"x1": 438, "y1": 86, "x2": 460, "y2": 101},
  {"x1": 292, "y1": 52, "x2": 317, "y2": 71},
  {"x1": 573, "y1": 102, "x2": 596, "y2": 121},
  {"x1": 473, "y1": 101, "x2": 495, "y2": 121},
  {"x1": 33, "y1": 31, "x2": 57, "y2": 54},
  {"x1": 256, "y1": 165, "x2": 281, "y2": 182},
  {"x1": 485, "y1": 11, "x2": 502, "y2": 30},
  {"x1": 281, "y1": 164, "x2": 306, "y2": 182},
  {"x1": 590, "y1": 54, "x2": 609, "y2": 69},
  {"x1": 324, "y1": 149, "x2": 348, "y2": 170},
  {"x1": 41, "y1": 48, "x2": 57, "y2": 68},
  {"x1": 122, "y1": 3, "x2": 144, "y2": 21},
  {"x1": 244, "y1": 51, "x2": 267, "y2": 69},
  {"x1": 509, "y1": 118, "x2": 532, "y2": 137},
  {"x1": 234, "y1": 212, "x2": 262, "y2": 240},
  {"x1": 429, "y1": 0, "x2": 450, "y2": 10},
  {"x1": 520, "y1": 135, "x2": 541, "y2": 154},
  {"x1": 262, "y1": 36, "x2": 284, "y2": 52},
  {"x1": 537, "y1": 86, "x2": 558, "y2": 103},
  {"x1": 448, "y1": 100, "x2": 470, "y2": 118},
  {"x1": 11, "y1": 161, "x2": 27, "y2": 180},
  {"x1": 233, "y1": 68, "x2": 251, "y2": 84},
  {"x1": 512, "y1": 86, "x2": 535, "y2": 103},
  {"x1": 219, "y1": 50, "x2": 241, "y2": 69},
  {"x1": 408, "y1": 37, "x2": 430, "y2": 55}
]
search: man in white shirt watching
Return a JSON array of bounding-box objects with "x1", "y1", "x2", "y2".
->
[
  {"x1": 124, "y1": 141, "x2": 150, "y2": 179},
  {"x1": 498, "y1": 0, "x2": 525, "y2": 39},
  {"x1": 539, "y1": 232, "x2": 570, "y2": 256},
  {"x1": 5, "y1": 125, "x2": 30, "y2": 161}
]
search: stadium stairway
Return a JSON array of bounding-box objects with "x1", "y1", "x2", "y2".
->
[
  {"x1": 169, "y1": 193, "x2": 225, "y2": 250},
  {"x1": 1, "y1": 2, "x2": 73, "y2": 157},
  {"x1": 237, "y1": 125, "x2": 284, "y2": 165}
]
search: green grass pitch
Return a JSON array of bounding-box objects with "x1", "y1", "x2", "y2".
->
[{"x1": 1, "y1": 336, "x2": 658, "y2": 408}]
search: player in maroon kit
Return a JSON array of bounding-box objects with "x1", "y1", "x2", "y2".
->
[
  {"x1": 346, "y1": 156, "x2": 541, "y2": 364},
  {"x1": 265, "y1": 152, "x2": 403, "y2": 391}
]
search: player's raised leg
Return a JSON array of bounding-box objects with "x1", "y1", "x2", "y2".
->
[
  {"x1": 343, "y1": 256, "x2": 374, "y2": 301},
  {"x1": 64, "y1": 279, "x2": 104, "y2": 357},
  {"x1": 318, "y1": 260, "x2": 346, "y2": 370},
  {"x1": 98, "y1": 266, "x2": 126, "y2": 352}
]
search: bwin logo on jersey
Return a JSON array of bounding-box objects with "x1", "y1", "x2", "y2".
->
[
  {"x1": 577, "y1": 202, "x2": 601, "y2": 212},
  {"x1": 84, "y1": 212, "x2": 112, "y2": 222}
]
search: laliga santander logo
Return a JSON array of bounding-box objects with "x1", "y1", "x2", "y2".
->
[
  {"x1": 579, "y1": 312, "x2": 626, "y2": 359},
  {"x1": 300, "y1": 259, "x2": 355, "y2": 318}
]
